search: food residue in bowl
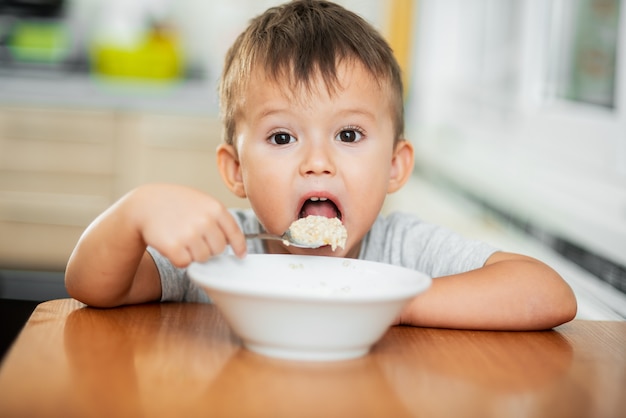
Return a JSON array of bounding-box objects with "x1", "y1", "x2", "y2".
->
[
  {"x1": 288, "y1": 263, "x2": 305, "y2": 269},
  {"x1": 287, "y1": 215, "x2": 347, "y2": 250},
  {"x1": 294, "y1": 281, "x2": 352, "y2": 295}
]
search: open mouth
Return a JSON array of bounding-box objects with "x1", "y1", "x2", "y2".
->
[{"x1": 298, "y1": 197, "x2": 342, "y2": 220}]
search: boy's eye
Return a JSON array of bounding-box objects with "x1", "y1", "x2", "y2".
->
[
  {"x1": 269, "y1": 132, "x2": 296, "y2": 145},
  {"x1": 336, "y1": 129, "x2": 363, "y2": 143}
]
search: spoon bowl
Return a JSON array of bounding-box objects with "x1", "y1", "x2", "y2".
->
[{"x1": 245, "y1": 216, "x2": 347, "y2": 250}]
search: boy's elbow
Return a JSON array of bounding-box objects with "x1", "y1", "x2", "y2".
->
[
  {"x1": 65, "y1": 283, "x2": 120, "y2": 308},
  {"x1": 64, "y1": 263, "x2": 81, "y2": 301},
  {"x1": 526, "y1": 259, "x2": 578, "y2": 329},
  {"x1": 546, "y1": 297, "x2": 577, "y2": 329},
  {"x1": 64, "y1": 265, "x2": 114, "y2": 308},
  {"x1": 552, "y1": 273, "x2": 578, "y2": 326},
  {"x1": 64, "y1": 269, "x2": 91, "y2": 306},
  {"x1": 558, "y1": 291, "x2": 578, "y2": 325},
  {"x1": 533, "y1": 281, "x2": 578, "y2": 330}
]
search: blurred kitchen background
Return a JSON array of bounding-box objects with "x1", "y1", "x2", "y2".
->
[{"x1": 0, "y1": 0, "x2": 624, "y2": 343}]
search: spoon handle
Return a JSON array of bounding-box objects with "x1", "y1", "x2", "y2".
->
[
  {"x1": 244, "y1": 233, "x2": 285, "y2": 242},
  {"x1": 244, "y1": 232, "x2": 320, "y2": 248}
]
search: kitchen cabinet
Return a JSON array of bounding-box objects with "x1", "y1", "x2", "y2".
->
[{"x1": 0, "y1": 105, "x2": 247, "y2": 271}]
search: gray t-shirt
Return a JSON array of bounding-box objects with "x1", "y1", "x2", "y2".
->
[{"x1": 148, "y1": 209, "x2": 498, "y2": 303}]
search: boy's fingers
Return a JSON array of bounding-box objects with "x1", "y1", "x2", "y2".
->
[
  {"x1": 202, "y1": 232, "x2": 228, "y2": 259},
  {"x1": 219, "y1": 213, "x2": 247, "y2": 258},
  {"x1": 187, "y1": 240, "x2": 212, "y2": 264},
  {"x1": 168, "y1": 246, "x2": 193, "y2": 268}
]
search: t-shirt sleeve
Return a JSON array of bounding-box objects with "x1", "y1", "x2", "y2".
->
[
  {"x1": 146, "y1": 246, "x2": 210, "y2": 303},
  {"x1": 361, "y1": 212, "x2": 499, "y2": 278}
]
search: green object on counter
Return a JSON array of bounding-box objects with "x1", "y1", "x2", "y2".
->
[{"x1": 8, "y1": 21, "x2": 69, "y2": 63}]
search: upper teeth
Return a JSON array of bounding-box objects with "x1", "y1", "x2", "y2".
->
[{"x1": 309, "y1": 197, "x2": 327, "y2": 201}]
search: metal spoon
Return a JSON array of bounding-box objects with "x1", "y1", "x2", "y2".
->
[{"x1": 244, "y1": 230, "x2": 324, "y2": 249}]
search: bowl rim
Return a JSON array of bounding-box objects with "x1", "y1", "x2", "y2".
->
[{"x1": 188, "y1": 254, "x2": 432, "y2": 303}]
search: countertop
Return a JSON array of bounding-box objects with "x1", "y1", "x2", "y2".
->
[{"x1": 0, "y1": 70, "x2": 218, "y2": 115}]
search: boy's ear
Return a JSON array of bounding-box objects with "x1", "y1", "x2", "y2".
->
[
  {"x1": 217, "y1": 144, "x2": 247, "y2": 198},
  {"x1": 387, "y1": 139, "x2": 415, "y2": 194}
]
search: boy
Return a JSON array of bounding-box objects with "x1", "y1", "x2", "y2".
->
[{"x1": 65, "y1": 0, "x2": 577, "y2": 330}]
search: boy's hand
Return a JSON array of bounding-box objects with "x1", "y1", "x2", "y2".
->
[{"x1": 128, "y1": 184, "x2": 247, "y2": 267}]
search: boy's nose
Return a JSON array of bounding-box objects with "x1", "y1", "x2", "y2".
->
[{"x1": 299, "y1": 141, "x2": 336, "y2": 176}]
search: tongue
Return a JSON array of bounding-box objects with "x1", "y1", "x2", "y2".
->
[{"x1": 301, "y1": 200, "x2": 339, "y2": 218}]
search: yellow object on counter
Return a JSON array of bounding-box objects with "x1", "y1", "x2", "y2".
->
[{"x1": 91, "y1": 26, "x2": 182, "y2": 81}]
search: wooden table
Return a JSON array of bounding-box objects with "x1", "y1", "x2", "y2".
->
[{"x1": 0, "y1": 299, "x2": 624, "y2": 418}]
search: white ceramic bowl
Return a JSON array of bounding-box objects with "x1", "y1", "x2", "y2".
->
[{"x1": 188, "y1": 254, "x2": 431, "y2": 361}]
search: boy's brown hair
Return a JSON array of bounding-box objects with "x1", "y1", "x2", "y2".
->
[{"x1": 219, "y1": 0, "x2": 405, "y2": 147}]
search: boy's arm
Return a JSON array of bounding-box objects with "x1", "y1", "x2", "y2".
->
[
  {"x1": 397, "y1": 251, "x2": 577, "y2": 330},
  {"x1": 65, "y1": 196, "x2": 162, "y2": 308},
  {"x1": 65, "y1": 184, "x2": 247, "y2": 308}
]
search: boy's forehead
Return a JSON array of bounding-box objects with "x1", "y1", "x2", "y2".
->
[{"x1": 244, "y1": 60, "x2": 385, "y2": 103}]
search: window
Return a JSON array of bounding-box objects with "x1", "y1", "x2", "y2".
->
[
  {"x1": 545, "y1": 0, "x2": 621, "y2": 108},
  {"x1": 410, "y1": 0, "x2": 626, "y2": 269}
]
